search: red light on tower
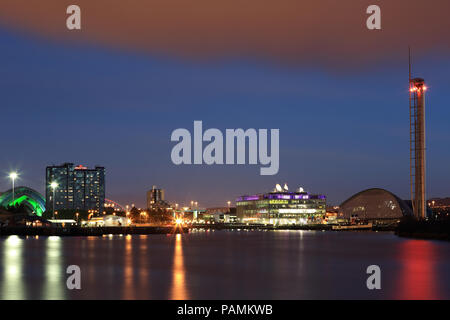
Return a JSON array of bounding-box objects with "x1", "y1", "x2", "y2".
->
[{"x1": 409, "y1": 76, "x2": 427, "y2": 219}]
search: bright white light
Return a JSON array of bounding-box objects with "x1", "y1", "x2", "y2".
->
[
  {"x1": 50, "y1": 182, "x2": 58, "y2": 189},
  {"x1": 6, "y1": 235, "x2": 21, "y2": 246},
  {"x1": 9, "y1": 172, "x2": 18, "y2": 180}
]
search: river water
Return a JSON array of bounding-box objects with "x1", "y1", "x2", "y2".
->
[{"x1": 0, "y1": 230, "x2": 449, "y2": 300}]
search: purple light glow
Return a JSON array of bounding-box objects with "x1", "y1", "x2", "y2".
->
[{"x1": 237, "y1": 192, "x2": 326, "y2": 202}]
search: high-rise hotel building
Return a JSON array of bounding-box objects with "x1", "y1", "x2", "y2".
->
[
  {"x1": 46, "y1": 163, "x2": 105, "y2": 213},
  {"x1": 236, "y1": 185, "x2": 326, "y2": 225}
]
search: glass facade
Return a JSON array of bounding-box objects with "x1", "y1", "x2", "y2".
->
[
  {"x1": 236, "y1": 191, "x2": 326, "y2": 225},
  {"x1": 46, "y1": 163, "x2": 105, "y2": 213}
]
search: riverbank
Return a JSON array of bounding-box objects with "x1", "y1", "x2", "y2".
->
[
  {"x1": 0, "y1": 223, "x2": 399, "y2": 237},
  {"x1": 395, "y1": 219, "x2": 450, "y2": 241},
  {"x1": 189, "y1": 223, "x2": 396, "y2": 232},
  {"x1": 0, "y1": 225, "x2": 186, "y2": 236}
]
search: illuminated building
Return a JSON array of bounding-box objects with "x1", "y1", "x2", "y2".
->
[
  {"x1": 205, "y1": 207, "x2": 237, "y2": 223},
  {"x1": 81, "y1": 215, "x2": 130, "y2": 227},
  {"x1": 236, "y1": 184, "x2": 326, "y2": 225},
  {"x1": 45, "y1": 163, "x2": 105, "y2": 212},
  {"x1": 0, "y1": 186, "x2": 46, "y2": 216},
  {"x1": 146, "y1": 186, "x2": 169, "y2": 209}
]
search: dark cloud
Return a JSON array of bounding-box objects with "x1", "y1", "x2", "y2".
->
[{"x1": 0, "y1": 0, "x2": 449, "y2": 68}]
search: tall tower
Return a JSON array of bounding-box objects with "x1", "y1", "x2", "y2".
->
[{"x1": 409, "y1": 54, "x2": 427, "y2": 219}]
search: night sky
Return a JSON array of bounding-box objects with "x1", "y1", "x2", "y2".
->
[{"x1": 0, "y1": 1, "x2": 449, "y2": 208}]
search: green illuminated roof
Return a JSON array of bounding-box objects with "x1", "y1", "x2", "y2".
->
[{"x1": 0, "y1": 186, "x2": 46, "y2": 216}]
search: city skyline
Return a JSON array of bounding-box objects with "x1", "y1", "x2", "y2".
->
[
  {"x1": 0, "y1": 1, "x2": 449, "y2": 303},
  {"x1": 1, "y1": 3, "x2": 450, "y2": 208}
]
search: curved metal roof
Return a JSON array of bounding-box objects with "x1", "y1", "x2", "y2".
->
[
  {"x1": 339, "y1": 188, "x2": 413, "y2": 219},
  {"x1": 0, "y1": 186, "x2": 46, "y2": 216}
]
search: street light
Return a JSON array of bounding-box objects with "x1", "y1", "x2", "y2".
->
[
  {"x1": 227, "y1": 201, "x2": 231, "y2": 208},
  {"x1": 9, "y1": 172, "x2": 18, "y2": 204},
  {"x1": 141, "y1": 211, "x2": 147, "y2": 223},
  {"x1": 50, "y1": 182, "x2": 58, "y2": 219},
  {"x1": 76, "y1": 212, "x2": 79, "y2": 224}
]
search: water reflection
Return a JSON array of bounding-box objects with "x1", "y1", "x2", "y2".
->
[
  {"x1": 43, "y1": 236, "x2": 65, "y2": 299},
  {"x1": 396, "y1": 239, "x2": 439, "y2": 300},
  {"x1": 138, "y1": 235, "x2": 149, "y2": 296},
  {"x1": 0, "y1": 232, "x2": 448, "y2": 299},
  {"x1": 123, "y1": 235, "x2": 135, "y2": 299},
  {"x1": 1, "y1": 235, "x2": 25, "y2": 299},
  {"x1": 170, "y1": 234, "x2": 188, "y2": 300}
]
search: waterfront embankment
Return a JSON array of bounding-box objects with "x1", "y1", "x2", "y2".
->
[
  {"x1": 395, "y1": 219, "x2": 450, "y2": 241},
  {"x1": 0, "y1": 225, "x2": 186, "y2": 236},
  {"x1": 0, "y1": 223, "x2": 401, "y2": 237}
]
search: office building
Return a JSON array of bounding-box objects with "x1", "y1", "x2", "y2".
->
[
  {"x1": 147, "y1": 186, "x2": 169, "y2": 209},
  {"x1": 236, "y1": 184, "x2": 326, "y2": 225}
]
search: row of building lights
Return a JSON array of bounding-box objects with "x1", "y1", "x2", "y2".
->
[{"x1": 5, "y1": 171, "x2": 233, "y2": 221}]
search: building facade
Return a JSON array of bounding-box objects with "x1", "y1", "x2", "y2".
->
[
  {"x1": 46, "y1": 163, "x2": 105, "y2": 213},
  {"x1": 339, "y1": 188, "x2": 413, "y2": 224},
  {"x1": 146, "y1": 186, "x2": 168, "y2": 209},
  {"x1": 236, "y1": 187, "x2": 326, "y2": 225}
]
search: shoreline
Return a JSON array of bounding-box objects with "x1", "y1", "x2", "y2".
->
[
  {"x1": 0, "y1": 223, "x2": 398, "y2": 237},
  {"x1": 395, "y1": 220, "x2": 450, "y2": 242},
  {"x1": 0, "y1": 226, "x2": 186, "y2": 237},
  {"x1": 2, "y1": 223, "x2": 448, "y2": 241},
  {"x1": 395, "y1": 231, "x2": 450, "y2": 242}
]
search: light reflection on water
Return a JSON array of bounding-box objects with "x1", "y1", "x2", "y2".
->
[
  {"x1": 0, "y1": 231, "x2": 449, "y2": 300},
  {"x1": 43, "y1": 236, "x2": 65, "y2": 299},
  {"x1": 170, "y1": 234, "x2": 188, "y2": 300},
  {"x1": 1, "y1": 235, "x2": 25, "y2": 299},
  {"x1": 396, "y1": 239, "x2": 440, "y2": 300},
  {"x1": 123, "y1": 234, "x2": 135, "y2": 299},
  {"x1": 138, "y1": 235, "x2": 149, "y2": 296}
]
